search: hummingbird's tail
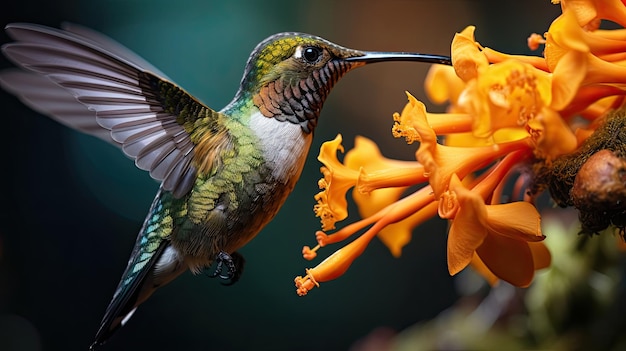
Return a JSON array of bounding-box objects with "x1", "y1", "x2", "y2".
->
[{"x1": 90, "y1": 240, "x2": 187, "y2": 349}]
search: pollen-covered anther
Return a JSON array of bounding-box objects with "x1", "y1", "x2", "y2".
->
[
  {"x1": 392, "y1": 112, "x2": 421, "y2": 144},
  {"x1": 315, "y1": 231, "x2": 329, "y2": 246},
  {"x1": 527, "y1": 33, "x2": 546, "y2": 51},
  {"x1": 302, "y1": 245, "x2": 319, "y2": 260},
  {"x1": 294, "y1": 269, "x2": 319, "y2": 296}
]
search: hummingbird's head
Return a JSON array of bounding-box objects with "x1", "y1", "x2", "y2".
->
[
  {"x1": 244, "y1": 33, "x2": 366, "y2": 88},
  {"x1": 230, "y1": 32, "x2": 451, "y2": 133}
]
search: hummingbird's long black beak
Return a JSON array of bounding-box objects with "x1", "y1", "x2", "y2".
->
[{"x1": 345, "y1": 51, "x2": 452, "y2": 66}]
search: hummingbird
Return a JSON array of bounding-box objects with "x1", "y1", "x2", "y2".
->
[{"x1": 0, "y1": 22, "x2": 451, "y2": 348}]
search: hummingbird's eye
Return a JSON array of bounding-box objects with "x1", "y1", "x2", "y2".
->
[{"x1": 302, "y1": 46, "x2": 322, "y2": 63}]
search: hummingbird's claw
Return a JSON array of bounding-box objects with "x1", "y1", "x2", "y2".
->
[{"x1": 207, "y1": 251, "x2": 245, "y2": 285}]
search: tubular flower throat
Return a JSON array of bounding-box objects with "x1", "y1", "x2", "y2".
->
[{"x1": 296, "y1": 0, "x2": 626, "y2": 296}]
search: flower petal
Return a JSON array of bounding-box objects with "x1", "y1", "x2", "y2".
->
[
  {"x1": 451, "y1": 26, "x2": 489, "y2": 82},
  {"x1": 447, "y1": 182, "x2": 489, "y2": 275},
  {"x1": 544, "y1": 11, "x2": 590, "y2": 72},
  {"x1": 346, "y1": 135, "x2": 425, "y2": 193},
  {"x1": 476, "y1": 234, "x2": 535, "y2": 287},
  {"x1": 470, "y1": 252, "x2": 500, "y2": 286},
  {"x1": 551, "y1": 51, "x2": 588, "y2": 111},
  {"x1": 528, "y1": 107, "x2": 578, "y2": 160},
  {"x1": 314, "y1": 134, "x2": 360, "y2": 230},
  {"x1": 560, "y1": 0, "x2": 626, "y2": 28},
  {"x1": 466, "y1": 60, "x2": 553, "y2": 138},
  {"x1": 529, "y1": 241, "x2": 552, "y2": 270},
  {"x1": 425, "y1": 64, "x2": 467, "y2": 105},
  {"x1": 485, "y1": 202, "x2": 545, "y2": 242}
]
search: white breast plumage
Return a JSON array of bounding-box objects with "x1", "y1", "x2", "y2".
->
[{"x1": 249, "y1": 111, "x2": 313, "y2": 182}]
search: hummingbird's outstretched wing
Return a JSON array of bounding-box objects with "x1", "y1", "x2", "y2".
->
[
  {"x1": 0, "y1": 22, "x2": 173, "y2": 143},
  {"x1": 1, "y1": 22, "x2": 228, "y2": 198},
  {"x1": 0, "y1": 23, "x2": 234, "y2": 347}
]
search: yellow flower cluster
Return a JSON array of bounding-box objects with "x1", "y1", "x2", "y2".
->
[{"x1": 295, "y1": 0, "x2": 626, "y2": 296}]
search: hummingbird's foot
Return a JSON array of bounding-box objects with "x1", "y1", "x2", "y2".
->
[{"x1": 207, "y1": 251, "x2": 245, "y2": 286}]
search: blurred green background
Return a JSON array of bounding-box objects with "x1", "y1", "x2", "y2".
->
[{"x1": 0, "y1": 1, "x2": 561, "y2": 350}]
